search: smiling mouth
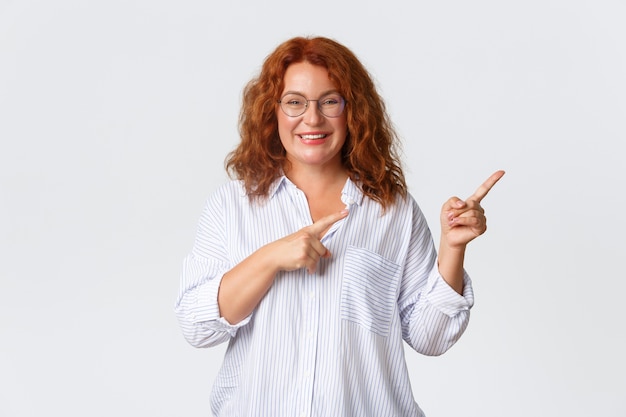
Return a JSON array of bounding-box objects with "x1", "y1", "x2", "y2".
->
[{"x1": 299, "y1": 134, "x2": 328, "y2": 140}]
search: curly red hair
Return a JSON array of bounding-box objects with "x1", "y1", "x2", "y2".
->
[{"x1": 225, "y1": 36, "x2": 407, "y2": 209}]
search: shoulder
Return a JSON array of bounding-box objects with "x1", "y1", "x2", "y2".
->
[
  {"x1": 207, "y1": 179, "x2": 249, "y2": 200},
  {"x1": 213, "y1": 179, "x2": 247, "y2": 198},
  {"x1": 205, "y1": 177, "x2": 285, "y2": 209},
  {"x1": 385, "y1": 191, "x2": 429, "y2": 229},
  {"x1": 383, "y1": 190, "x2": 422, "y2": 215},
  {"x1": 201, "y1": 180, "x2": 247, "y2": 211}
]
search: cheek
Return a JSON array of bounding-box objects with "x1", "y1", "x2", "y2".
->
[
  {"x1": 333, "y1": 118, "x2": 348, "y2": 141},
  {"x1": 277, "y1": 112, "x2": 296, "y2": 135},
  {"x1": 276, "y1": 119, "x2": 297, "y2": 150}
]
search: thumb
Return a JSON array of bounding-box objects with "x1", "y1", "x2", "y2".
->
[{"x1": 307, "y1": 209, "x2": 349, "y2": 238}]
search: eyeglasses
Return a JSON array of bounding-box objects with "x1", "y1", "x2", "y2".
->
[{"x1": 278, "y1": 93, "x2": 346, "y2": 118}]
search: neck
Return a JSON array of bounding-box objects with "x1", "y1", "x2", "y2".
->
[{"x1": 283, "y1": 163, "x2": 347, "y2": 196}]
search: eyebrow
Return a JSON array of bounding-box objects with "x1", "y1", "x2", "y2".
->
[{"x1": 281, "y1": 89, "x2": 341, "y2": 98}]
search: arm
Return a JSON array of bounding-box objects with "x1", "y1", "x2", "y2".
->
[
  {"x1": 174, "y1": 194, "x2": 238, "y2": 348},
  {"x1": 218, "y1": 209, "x2": 349, "y2": 324},
  {"x1": 438, "y1": 170, "x2": 505, "y2": 294},
  {"x1": 399, "y1": 171, "x2": 504, "y2": 355},
  {"x1": 398, "y1": 200, "x2": 474, "y2": 356}
]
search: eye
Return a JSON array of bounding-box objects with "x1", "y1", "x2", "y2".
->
[
  {"x1": 320, "y1": 95, "x2": 342, "y2": 106},
  {"x1": 281, "y1": 94, "x2": 307, "y2": 107}
]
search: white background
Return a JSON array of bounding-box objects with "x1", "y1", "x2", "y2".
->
[{"x1": 1, "y1": 0, "x2": 624, "y2": 416}]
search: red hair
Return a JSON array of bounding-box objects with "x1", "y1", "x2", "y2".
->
[{"x1": 225, "y1": 36, "x2": 406, "y2": 208}]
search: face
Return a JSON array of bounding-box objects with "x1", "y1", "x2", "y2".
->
[{"x1": 277, "y1": 62, "x2": 348, "y2": 173}]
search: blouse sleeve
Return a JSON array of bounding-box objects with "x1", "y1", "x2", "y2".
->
[
  {"x1": 174, "y1": 190, "x2": 251, "y2": 348},
  {"x1": 397, "y1": 197, "x2": 474, "y2": 356}
]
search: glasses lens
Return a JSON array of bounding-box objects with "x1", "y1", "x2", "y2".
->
[
  {"x1": 280, "y1": 93, "x2": 307, "y2": 117},
  {"x1": 318, "y1": 94, "x2": 345, "y2": 118}
]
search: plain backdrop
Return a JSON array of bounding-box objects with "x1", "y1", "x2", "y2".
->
[{"x1": 1, "y1": 0, "x2": 624, "y2": 416}]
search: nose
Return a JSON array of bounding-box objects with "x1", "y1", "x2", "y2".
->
[{"x1": 303, "y1": 100, "x2": 323, "y2": 125}]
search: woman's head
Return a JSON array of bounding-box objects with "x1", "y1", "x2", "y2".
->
[
  {"x1": 226, "y1": 36, "x2": 406, "y2": 207},
  {"x1": 276, "y1": 61, "x2": 349, "y2": 174}
]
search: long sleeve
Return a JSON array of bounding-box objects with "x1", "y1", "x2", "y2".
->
[
  {"x1": 174, "y1": 190, "x2": 251, "y2": 348},
  {"x1": 398, "y1": 198, "x2": 474, "y2": 356}
]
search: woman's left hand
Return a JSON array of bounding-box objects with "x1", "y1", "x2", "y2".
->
[{"x1": 440, "y1": 170, "x2": 505, "y2": 249}]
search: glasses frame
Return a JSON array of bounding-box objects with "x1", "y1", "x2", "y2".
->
[{"x1": 277, "y1": 93, "x2": 346, "y2": 118}]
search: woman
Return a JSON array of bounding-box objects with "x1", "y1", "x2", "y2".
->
[{"x1": 175, "y1": 36, "x2": 504, "y2": 416}]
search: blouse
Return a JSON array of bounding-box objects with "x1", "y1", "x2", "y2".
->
[{"x1": 175, "y1": 176, "x2": 474, "y2": 417}]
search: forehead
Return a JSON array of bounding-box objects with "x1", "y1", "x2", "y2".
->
[{"x1": 282, "y1": 62, "x2": 336, "y2": 94}]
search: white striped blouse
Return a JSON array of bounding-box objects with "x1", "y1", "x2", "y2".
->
[{"x1": 175, "y1": 176, "x2": 474, "y2": 417}]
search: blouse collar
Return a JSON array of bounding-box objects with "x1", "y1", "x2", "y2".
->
[{"x1": 269, "y1": 175, "x2": 364, "y2": 207}]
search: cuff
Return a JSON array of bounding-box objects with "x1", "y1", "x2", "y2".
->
[
  {"x1": 186, "y1": 272, "x2": 252, "y2": 336},
  {"x1": 424, "y1": 262, "x2": 475, "y2": 317}
]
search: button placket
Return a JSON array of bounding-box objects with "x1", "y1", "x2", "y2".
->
[{"x1": 295, "y1": 271, "x2": 319, "y2": 417}]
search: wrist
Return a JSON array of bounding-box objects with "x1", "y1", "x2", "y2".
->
[{"x1": 439, "y1": 237, "x2": 467, "y2": 253}]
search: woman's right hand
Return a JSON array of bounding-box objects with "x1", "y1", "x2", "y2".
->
[
  {"x1": 269, "y1": 209, "x2": 349, "y2": 274},
  {"x1": 218, "y1": 209, "x2": 348, "y2": 323}
]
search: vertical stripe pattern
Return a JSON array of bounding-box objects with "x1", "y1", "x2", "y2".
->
[{"x1": 174, "y1": 177, "x2": 474, "y2": 417}]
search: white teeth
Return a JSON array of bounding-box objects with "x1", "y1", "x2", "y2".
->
[{"x1": 300, "y1": 134, "x2": 326, "y2": 139}]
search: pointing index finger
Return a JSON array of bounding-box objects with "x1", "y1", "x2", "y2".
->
[
  {"x1": 308, "y1": 209, "x2": 349, "y2": 238},
  {"x1": 468, "y1": 170, "x2": 505, "y2": 203}
]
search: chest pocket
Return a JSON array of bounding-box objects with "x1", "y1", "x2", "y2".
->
[{"x1": 340, "y1": 246, "x2": 402, "y2": 337}]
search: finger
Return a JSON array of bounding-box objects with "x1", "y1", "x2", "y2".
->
[
  {"x1": 443, "y1": 197, "x2": 464, "y2": 222},
  {"x1": 468, "y1": 170, "x2": 505, "y2": 203},
  {"x1": 305, "y1": 245, "x2": 329, "y2": 274},
  {"x1": 307, "y1": 209, "x2": 349, "y2": 238},
  {"x1": 306, "y1": 254, "x2": 320, "y2": 274},
  {"x1": 443, "y1": 197, "x2": 466, "y2": 212},
  {"x1": 308, "y1": 238, "x2": 330, "y2": 258},
  {"x1": 449, "y1": 214, "x2": 487, "y2": 233}
]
